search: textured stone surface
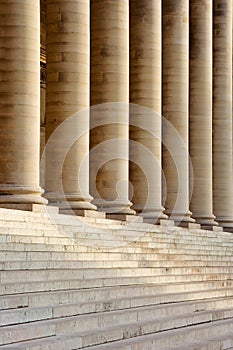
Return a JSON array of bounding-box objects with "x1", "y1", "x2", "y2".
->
[
  {"x1": 0, "y1": 209, "x2": 232, "y2": 348},
  {"x1": 45, "y1": 0, "x2": 95, "y2": 211},
  {"x1": 129, "y1": 0, "x2": 166, "y2": 223},
  {"x1": 213, "y1": 0, "x2": 233, "y2": 231},
  {"x1": 189, "y1": 0, "x2": 218, "y2": 228},
  {"x1": 90, "y1": 0, "x2": 134, "y2": 215},
  {"x1": 0, "y1": 0, "x2": 45, "y2": 206},
  {"x1": 162, "y1": 0, "x2": 194, "y2": 225}
]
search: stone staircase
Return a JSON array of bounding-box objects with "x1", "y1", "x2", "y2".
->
[{"x1": 0, "y1": 207, "x2": 233, "y2": 349}]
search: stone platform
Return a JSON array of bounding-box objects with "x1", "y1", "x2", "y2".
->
[{"x1": 0, "y1": 208, "x2": 233, "y2": 349}]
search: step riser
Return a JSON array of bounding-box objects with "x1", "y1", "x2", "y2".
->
[
  {"x1": 1, "y1": 267, "x2": 233, "y2": 283},
  {"x1": 83, "y1": 321, "x2": 233, "y2": 350},
  {"x1": 1, "y1": 308, "x2": 233, "y2": 347},
  {"x1": 1, "y1": 274, "x2": 233, "y2": 295},
  {"x1": 1, "y1": 239, "x2": 233, "y2": 255},
  {"x1": 2, "y1": 296, "x2": 233, "y2": 328},
  {"x1": 1, "y1": 260, "x2": 233, "y2": 270},
  {"x1": 2, "y1": 227, "x2": 233, "y2": 250},
  {"x1": 1, "y1": 285, "x2": 233, "y2": 313},
  {"x1": 1, "y1": 250, "x2": 233, "y2": 263},
  {"x1": 0, "y1": 209, "x2": 233, "y2": 349}
]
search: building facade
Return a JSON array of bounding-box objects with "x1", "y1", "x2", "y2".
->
[{"x1": 0, "y1": 0, "x2": 233, "y2": 231}]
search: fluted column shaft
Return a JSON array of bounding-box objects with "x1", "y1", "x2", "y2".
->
[
  {"x1": 45, "y1": 0, "x2": 95, "y2": 211},
  {"x1": 129, "y1": 0, "x2": 166, "y2": 223},
  {"x1": 189, "y1": 0, "x2": 218, "y2": 227},
  {"x1": 213, "y1": 0, "x2": 233, "y2": 231},
  {"x1": 162, "y1": 0, "x2": 194, "y2": 225},
  {"x1": 0, "y1": 0, "x2": 46, "y2": 207},
  {"x1": 90, "y1": 0, "x2": 134, "y2": 214}
]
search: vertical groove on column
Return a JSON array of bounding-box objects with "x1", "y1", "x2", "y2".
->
[
  {"x1": 0, "y1": 0, "x2": 46, "y2": 207},
  {"x1": 45, "y1": 0, "x2": 96, "y2": 211},
  {"x1": 90, "y1": 0, "x2": 134, "y2": 215},
  {"x1": 213, "y1": 0, "x2": 233, "y2": 231},
  {"x1": 189, "y1": 0, "x2": 218, "y2": 228},
  {"x1": 162, "y1": 0, "x2": 194, "y2": 225},
  {"x1": 129, "y1": 0, "x2": 167, "y2": 223}
]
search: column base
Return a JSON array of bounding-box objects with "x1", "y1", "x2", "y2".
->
[
  {"x1": 203, "y1": 225, "x2": 223, "y2": 232},
  {"x1": 166, "y1": 210, "x2": 196, "y2": 228},
  {"x1": 135, "y1": 207, "x2": 168, "y2": 224},
  {"x1": 0, "y1": 185, "x2": 47, "y2": 208},
  {"x1": 192, "y1": 214, "x2": 219, "y2": 230},
  {"x1": 92, "y1": 199, "x2": 135, "y2": 215},
  {"x1": 60, "y1": 209, "x2": 106, "y2": 219},
  {"x1": 45, "y1": 192, "x2": 97, "y2": 211},
  {"x1": 215, "y1": 217, "x2": 233, "y2": 233}
]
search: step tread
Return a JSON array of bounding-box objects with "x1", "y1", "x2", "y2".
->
[
  {"x1": 1, "y1": 314, "x2": 233, "y2": 349},
  {"x1": 0, "y1": 305, "x2": 232, "y2": 346},
  {"x1": 1, "y1": 294, "x2": 233, "y2": 327},
  {"x1": 79, "y1": 318, "x2": 233, "y2": 349},
  {"x1": 1, "y1": 284, "x2": 233, "y2": 315},
  {"x1": 0, "y1": 274, "x2": 232, "y2": 296},
  {"x1": 161, "y1": 331, "x2": 233, "y2": 350},
  {"x1": 0, "y1": 209, "x2": 233, "y2": 349}
]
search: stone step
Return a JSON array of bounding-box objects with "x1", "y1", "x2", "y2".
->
[
  {"x1": 1, "y1": 210, "x2": 233, "y2": 245},
  {"x1": 0, "y1": 259, "x2": 139, "y2": 270},
  {"x1": 125, "y1": 252, "x2": 233, "y2": 262},
  {"x1": 0, "y1": 208, "x2": 233, "y2": 349},
  {"x1": 1, "y1": 258, "x2": 233, "y2": 270},
  {"x1": 56, "y1": 308, "x2": 233, "y2": 348},
  {"x1": 73, "y1": 318, "x2": 233, "y2": 350},
  {"x1": 72, "y1": 227, "x2": 233, "y2": 243},
  {"x1": 0, "y1": 233, "x2": 74, "y2": 246},
  {"x1": 138, "y1": 259, "x2": 233, "y2": 268},
  {"x1": 1, "y1": 305, "x2": 233, "y2": 347},
  {"x1": 2, "y1": 250, "x2": 233, "y2": 264},
  {"x1": 1, "y1": 293, "x2": 233, "y2": 327},
  {"x1": 0, "y1": 211, "x2": 148, "y2": 234},
  {"x1": 1, "y1": 259, "x2": 233, "y2": 271},
  {"x1": 1, "y1": 283, "x2": 233, "y2": 312},
  {"x1": 1, "y1": 207, "x2": 233, "y2": 242},
  {"x1": 1, "y1": 266, "x2": 233, "y2": 283},
  {"x1": 1, "y1": 241, "x2": 233, "y2": 259},
  {"x1": 1, "y1": 278, "x2": 233, "y2": 306},
  {"x1": 1, "y1": 224, "x2": 233, "y2": 249},
  {"x1": 3, "y1": 232, "x2": 233, "y2": 251},
  {"x1": 161, "y1": 334, "x2": 233, "y2": 350},
  {"x1": 0, "y1": 208, "x2": 125, "y2": 226},
  {"x1": 1, "y1": 224, "x2": 233, "y2": 254},
  {"x1": 1, "y1": 272, "x2": 233, "y2": 295}
]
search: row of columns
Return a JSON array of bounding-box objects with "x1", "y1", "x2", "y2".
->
[{"x1": 0, "y1": 0, "x2": 233, "y2": 231}]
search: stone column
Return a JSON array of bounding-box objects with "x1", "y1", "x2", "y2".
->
[
  {"x1": 129, "y1": 0, "x2": 167, "y2": 223},
  {"x1": 213, "y1": 0, "x2": 233, "y2": 231},
  {"x1": 189, "y1": 0, "x2": 218, "y2": 228},
  {"x1": 45, "y1": 0, "x2": 96, "y2": 212},
  {"x1": 162, "y1": 0, "x2": 194, "y2": 225},
  {"x1": 0, "y1": 0, "x2": 46, "y2": 208},
  {"x1": 90, "y1": 0, "x2": 134, "y2": 215}
]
